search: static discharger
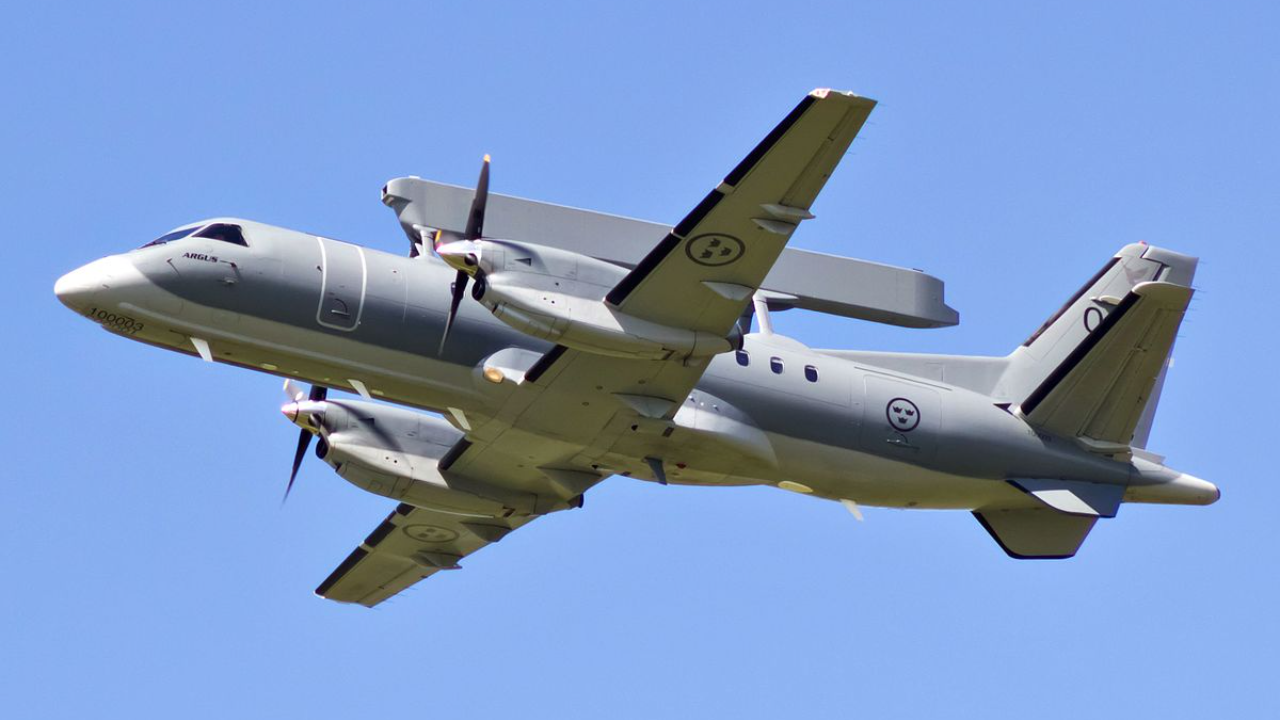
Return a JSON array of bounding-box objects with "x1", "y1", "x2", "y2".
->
[
  {"x1": 190, "y1": 336, "x2": 213, "y2": 363},
  {"x1": 348, "y1": 379, "x2": 373, "y2": 400}
]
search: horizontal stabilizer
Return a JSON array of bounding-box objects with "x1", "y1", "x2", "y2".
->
[
  {"x1": 973, "y1": 507, "x2": 1098, "y2": 559},
  {"x1": 1008, "y1": 478, "x2": 1125, "y2": 518}
]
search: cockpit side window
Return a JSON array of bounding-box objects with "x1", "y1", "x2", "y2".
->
[
  {"x1": 140, "y1": 226, "x2": 200, "y2": 248},
  {"x1": 194, "y1": 223, "x2": 248, "y2": 246}
]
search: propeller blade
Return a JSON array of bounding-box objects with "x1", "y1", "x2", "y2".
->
[
  {"x1": 285, "y1": 427, "x2": 312, "y2": 502},
  {"x1": 439, "y1": 269, "x2": 469, "y2": 354},
  {"x1": 280, "y1": 383, "x2": 327, "y2": 503},
  {"x1": 462, "y1": 155, "x2": 490, "y2": 241},
  {"x1": 437, "y1": 156, "x2": 488, "y2": 354}
]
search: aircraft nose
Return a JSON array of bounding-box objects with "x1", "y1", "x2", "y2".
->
[
  {"x1": 54, "y1": 260, "x2": 105, "y2": 310},
  {"x1": 54, "y1": 255, "x2": 137, "y2": 311}
]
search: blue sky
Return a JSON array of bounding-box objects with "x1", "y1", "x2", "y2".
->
[{"x1": 3, "y1": 2, "x2": 1277, "y2": 717}]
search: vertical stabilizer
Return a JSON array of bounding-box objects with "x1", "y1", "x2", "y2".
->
[{"x1": 999, "y1": 244, "x2": 1197, "y2": 449}]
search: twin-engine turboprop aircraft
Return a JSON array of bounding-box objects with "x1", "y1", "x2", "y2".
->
[{"x1": 55, "y1": 89, "x2": 1217, "y2": 606}]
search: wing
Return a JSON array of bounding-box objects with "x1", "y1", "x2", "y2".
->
[
  {"x1": 316, "y1": 502, "x2": 539, "y2": 607},
  {"x1": 606, "y1": 88, "x2": 876, "y2": 335},
  {"x1": 462, "y1": 93, "x2": 878, "y2": 475},
  {"x1": 316, "y1": 348, "x2": 692, "y2": 607},
  {"x1": 317, "y1": 438, "x2": 605, "y2": 607}
]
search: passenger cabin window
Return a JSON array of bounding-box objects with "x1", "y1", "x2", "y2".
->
[
  {"x1": 735, "y1": 350, "x2": 750, "y2": 367},
  {"x1": 140, "y1": 226, "x2": 200, "y2": 248},
  {"x1": 194, "y1": 223, "x2": 248, "y2": 246},
  {"x1": 804, "y1": 365, "x2": 819, "y2": 383},
  {"x1": 770, "y1": 357, "x2": 784, "y2": 374}
]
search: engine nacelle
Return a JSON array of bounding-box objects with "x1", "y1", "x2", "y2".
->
[
  {"x1": 469, "y1": 240, "x2": 741, "y2": 360},
  {"x1": 308, "y1": 400, "x2": 538, "y2": 517}
]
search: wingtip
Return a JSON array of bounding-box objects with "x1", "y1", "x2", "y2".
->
[{"x1": 809, "y1": 87, "x2": 877, "y2": 106}]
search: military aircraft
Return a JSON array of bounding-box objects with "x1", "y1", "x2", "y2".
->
[{"x1": 54, "y1": 89, "x2": 1217, "y2": 607}]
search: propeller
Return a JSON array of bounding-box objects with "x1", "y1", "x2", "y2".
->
[
  {"x1": 280, "y1": 379, "x2": 328, "y2": 503},
  {"x1": 437, "y1": 155, "x2": 490, "y2": 354},
  {"x1": 462, "y1": 155, "x2": 490, "y2": 242}
]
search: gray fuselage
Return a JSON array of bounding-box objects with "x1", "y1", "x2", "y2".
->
[{"x1": 54, "y1": 218, "x2": 1213, "y2": 511}]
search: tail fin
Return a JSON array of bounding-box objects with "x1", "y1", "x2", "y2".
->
[{"x1": 1001, "y1": 243, "x2": 1197, "y2": 450}]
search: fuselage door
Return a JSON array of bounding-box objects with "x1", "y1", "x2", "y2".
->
[{"x1": 316, "y1": 236, "x2": 367, "y2": 331}]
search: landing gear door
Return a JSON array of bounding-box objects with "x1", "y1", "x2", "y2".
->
[
  {"x1": 316, "y1": 237, "x2": 367, "y2": 331},
  {"x1": 861, "y1": 374, "x2": 941, "y2": 465}
]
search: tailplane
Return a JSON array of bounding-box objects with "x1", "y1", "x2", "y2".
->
[
  {"x1": 821, "y1": 243, "x2": 1203, "y2": 560},
  {"x1": 1001, "y1": 243, "x2": 1197, "y2": 451}
]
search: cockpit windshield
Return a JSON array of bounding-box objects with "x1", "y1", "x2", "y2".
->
[
  {"x1": 139, "y1": 222, "x2": 249, "y2": 249},
  {"x1": 193, "y1": 223, "x2": 248, "y2": 246},
  {"x1": 140, "y1": 226, "x2": 201, "y2": 248}
]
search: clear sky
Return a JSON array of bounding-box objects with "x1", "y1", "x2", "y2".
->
[{"x1": 3, "y1": 2, "x2": 1277, "y2": 718}]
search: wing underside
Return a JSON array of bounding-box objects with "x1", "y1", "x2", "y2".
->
[
  {"x1": 316, "y1": 502, "x2": 537, "y2": 607},
  {"x1": 317, "y1": 435, "x2": 604, "y2": 607}
]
